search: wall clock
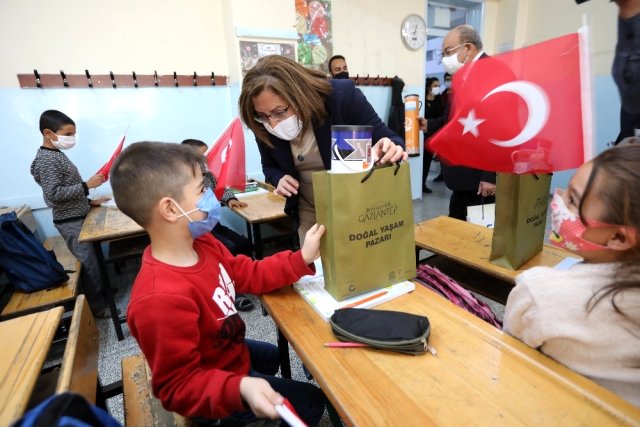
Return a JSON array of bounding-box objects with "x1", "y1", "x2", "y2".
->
[{"x1": 401, "y1": 14, "x2": 427, "y2": 51}]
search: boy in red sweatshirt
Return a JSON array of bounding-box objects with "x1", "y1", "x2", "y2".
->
[{"x1": 110, "y1": 141, "x2": 326, "y2": 425}]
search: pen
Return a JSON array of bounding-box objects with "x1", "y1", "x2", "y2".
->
[
  {"x1": 324, "y1": 342, "x2": 369, "y2": 348},
  {"x1": 341, "y1": 290, "x2": 388, "y2": 309}
]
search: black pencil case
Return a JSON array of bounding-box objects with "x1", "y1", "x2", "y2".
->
[{"x1": 329, "y1": 308, "x2": 431, "y2": 355}]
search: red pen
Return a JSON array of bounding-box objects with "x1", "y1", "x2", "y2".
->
[{"x1": 324, "y1": 342, "x2": 369, "y2": 348}]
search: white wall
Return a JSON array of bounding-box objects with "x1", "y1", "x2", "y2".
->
[
  {"x1": 0, "y1": 0, "x2": 230, "y2": 87},
  {"x1": 483, "y1": 0, "x2": 617, "y2": 76},
  {"x1": 333, "y1": 0, "x2": 425, "y2": 87}
]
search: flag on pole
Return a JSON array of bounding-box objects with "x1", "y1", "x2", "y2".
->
[
  {"x1": 428, "y1": 32, "x2": 593, "y2": 174},
  {"x1": 96, "y1": 130, "x2": 127, "y2": 180},
  {"x1": 205, "y1": 117, "x2": 246, "y2": 198}
]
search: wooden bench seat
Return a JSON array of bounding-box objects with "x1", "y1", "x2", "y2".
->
[
  {"x1": 0, "y1": 236, "x2": 80, "y2": 320},
  {"x1": 122, "y1": 354, "x2": 192, "y2": 426}
]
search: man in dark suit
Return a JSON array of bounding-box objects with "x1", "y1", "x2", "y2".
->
[{"x1": 419, "y1": 25, "x2": 496, "y2": 220}]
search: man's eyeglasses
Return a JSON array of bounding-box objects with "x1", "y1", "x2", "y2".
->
[
  {"x1": 442, "y1": 42, "x2": 468, "y2": 57},
  {"x1": 254, "y1": 106, "x2": 290, "y2": 123}
]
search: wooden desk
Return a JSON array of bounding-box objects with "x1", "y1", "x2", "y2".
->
[
  {"x1": 261, "y1": 286, "x2": 640, "y2": 426},
  {"x1": 80, "y1": 206, "x2": 145, "y2": 340},
  {"x1": 415, "y1": 216, "x2": 575, "y2": 283},
  {"x1": 0, "y1": 306, "x2": 64, "y2": 425},
  {"x1": 230, "y1": 190, "x2": 289, "y2": 259}
]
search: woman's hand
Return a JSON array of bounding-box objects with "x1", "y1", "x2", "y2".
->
[
  {"x1": 372, "y1": 137, "x2": 408, "y2": 164},
  {"x1": 274, "y1": 175, "x2": 299, "y2": 197}
]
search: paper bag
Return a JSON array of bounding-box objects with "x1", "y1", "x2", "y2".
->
[
  {"x1": 489, "y1": 173, "x2": 552, "y2": 270},
  {"x1": 312, "y1": 163, "x2": 416, "y2": 301}
]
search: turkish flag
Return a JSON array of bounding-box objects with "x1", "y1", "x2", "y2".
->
[
  {"x1": 96, "y1": 133, "x2": 126, "y2": 180},
  {"x1": 205, "y1": 117, "x2": 246, "y2": 199},
  {"x1": 428, "y1": 32, "x2": 593, "y2": 173}
]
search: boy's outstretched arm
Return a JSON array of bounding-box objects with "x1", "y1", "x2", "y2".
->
[{"x1": 301, "y1": 223, "x2": 325, "y2": 265}]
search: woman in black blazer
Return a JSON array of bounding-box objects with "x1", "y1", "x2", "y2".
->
[{"x1": 238, "y1": 55, "x2": 406, "y2": 242}]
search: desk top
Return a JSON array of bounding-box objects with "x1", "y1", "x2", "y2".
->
[
  {"x1": 415, "y1": 216, "x2": 575, "y2": 283},
  {"x1": 79, "y1": 206, "x2": 145, "y2": 243},
  {"x1": 0, "y1": 306, "x2": 64, "y2": 424},
  {"x1": 230, "y1": 191, "x2": 287, "y2": 224},
  {"x1": 261, "y1": 285, "x2": 640, "y2": 426}
]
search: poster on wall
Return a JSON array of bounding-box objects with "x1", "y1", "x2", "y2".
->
[
  {"x1": 239, "y1": 41, "x2": 296, "y2": 76},
  {"x1": 295, "y1": 0, "x2": 332, "y2": 73}
]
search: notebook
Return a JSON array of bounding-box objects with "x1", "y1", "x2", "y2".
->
[{"x1": 293, "y1": 259, "x2": 415, "y2": 321}]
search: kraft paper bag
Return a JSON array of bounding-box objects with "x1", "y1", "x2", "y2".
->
[
  {"x1": 489, "y1": 173, "x2": 552, "y2": 270},
  {"x1": 312, "y1": 163, "x2": 416, "y2": 301}
]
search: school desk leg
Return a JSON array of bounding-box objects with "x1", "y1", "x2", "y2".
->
[
  {"x1": 252, "y1": 223, "x2": 263, "y2": 259},
  {"x1": 94, "y1": 241, "x2": 125, "y2": 340},
  {"x1": 277, "y1": 328, "x2": 291, "y2": 379}
]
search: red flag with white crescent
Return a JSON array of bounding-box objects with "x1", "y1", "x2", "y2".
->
[
  {"x1": 428, "y1": 32, "x2": 593, "y2": 173},
  {"x1": 205, "y1": 117, "x2": 246, "y2": 198}
]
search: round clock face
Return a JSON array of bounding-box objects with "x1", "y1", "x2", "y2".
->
[{"x1": 401, "y1": 14, "x2": 426, "y2": 51}]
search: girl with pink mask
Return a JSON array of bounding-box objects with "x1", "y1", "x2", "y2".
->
[{"x1": 504, "y1": 144, "x2": 640, "y2": 407}]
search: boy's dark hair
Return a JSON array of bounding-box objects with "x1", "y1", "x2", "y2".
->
[
  {"x1": 181, "y1": 139, "x2": 208, "y2": 149},
  {"x1": 39, "y1": 110, "x2": 75, "y2": 134},
  {"x1": 111, "y1": 142, "x2": 204, "y2": 227},
  {"x1": 582, "y1": 144, "x2": 640, "y2": 317}
]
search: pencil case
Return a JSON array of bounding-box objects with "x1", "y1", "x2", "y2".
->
[{"x1": 329, "y1": 308, "x2": 430, "y2": 355}]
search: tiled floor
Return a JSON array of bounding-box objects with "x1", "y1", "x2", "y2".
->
[{"x1": 96, "y1": 164, "x2": 504, "y2": 425}]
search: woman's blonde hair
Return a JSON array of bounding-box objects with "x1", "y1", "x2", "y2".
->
[{"x1": 238, "y1": 55, "x2": 332, "y2": 146}]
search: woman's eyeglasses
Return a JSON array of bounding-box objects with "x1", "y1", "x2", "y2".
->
[{"x1": 254, "y1": 106, "x2": 290, "y2": 123}]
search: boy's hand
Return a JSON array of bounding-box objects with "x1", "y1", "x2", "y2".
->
[
  {"x1": 228, "y1": 199, "x2": 248, "y2": 209},
  {"x1": 301, "y1": 223, "x2": 325, "y2": 265},
  {"x1": 239, "y1": 377, "x2": 283, "y2": 420},
  {"x1": 90, "y1": 197, "x2": 111, "y2": 207},
  {"x1": 86, "y1": 173, "x2": 106, "y2": 189}
]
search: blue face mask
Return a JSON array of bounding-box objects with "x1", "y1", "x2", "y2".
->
[{"x1": 174, "y1": 188, "x2": 222, "y2": 239}]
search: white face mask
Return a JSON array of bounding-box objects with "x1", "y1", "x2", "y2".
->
[
  {"x1": 441, "y1": 43, "x2": 469, "y2": 75},
  {"x1": 264, "y1": 114, "x2": 303, "y2": 141},
  {"x1": 444, "y1": 81, "x2": 452, "y2": 89},
  {"x1": 51, "y1": 134, "x2": 76, "y2": 150},
  {"x1": 431, "y1": 86, "x2": 442, "y2": 96}
]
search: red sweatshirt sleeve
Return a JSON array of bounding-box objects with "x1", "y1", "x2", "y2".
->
[{"x1": 128, "y1": 292, "x2": 245, "y2": 419}]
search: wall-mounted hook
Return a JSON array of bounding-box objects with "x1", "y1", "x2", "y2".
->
[
  {"x1": 354, "y1": 74, "x2": 359, "y2": 85},
  {"x1": 109, "y1": 71, "x2": 116, "y2": 88},
  {"x1": 374, "y1": 75, "x2": 380, "y2": 86},
  {"x1": 60, "y1": 70, "x2": 69, "y2": 87},
  {"x1": 85, "y1": 69, "x2": 93, "y2": 88},
  {"x1": 132, "y1": 71, "x2": 138, "y2": 88},
  {"x1": 154, "y1": 70, "x2": 159, "y2": 86},
  {"x1": 211, "y1": 72, "x2": 216, "y2": 86},
  {"x1": 193, "y1": 72, "x2": 198, "y2": 86},
  {"x1": 364, "y1": 74, "x2": 370, "y2": 86},
  {"x1": 173, "y1": 71, "x2": 178, "y2": 87},
  {"x1": 33, "y1": 69, "x2": 42, "y2": 88}
]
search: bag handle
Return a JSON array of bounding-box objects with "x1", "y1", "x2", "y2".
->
[{"x1": 360, "y1": 161, "x2": 402, "y2": 184}]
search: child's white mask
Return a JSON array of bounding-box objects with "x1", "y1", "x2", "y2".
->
[{"x1": 51, "y1": 135, "x2": 76, "y2": 150}]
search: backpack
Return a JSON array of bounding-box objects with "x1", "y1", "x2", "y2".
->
[
  {"x1": 12, "y1": 393, "x2": 121, "y2": 427},
  {"x1": 0, "y1": 212, "x2": 69, "y2": 293},
  {"x1": 416, "y1": 264, "x2": 502, "y2": 328}
]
